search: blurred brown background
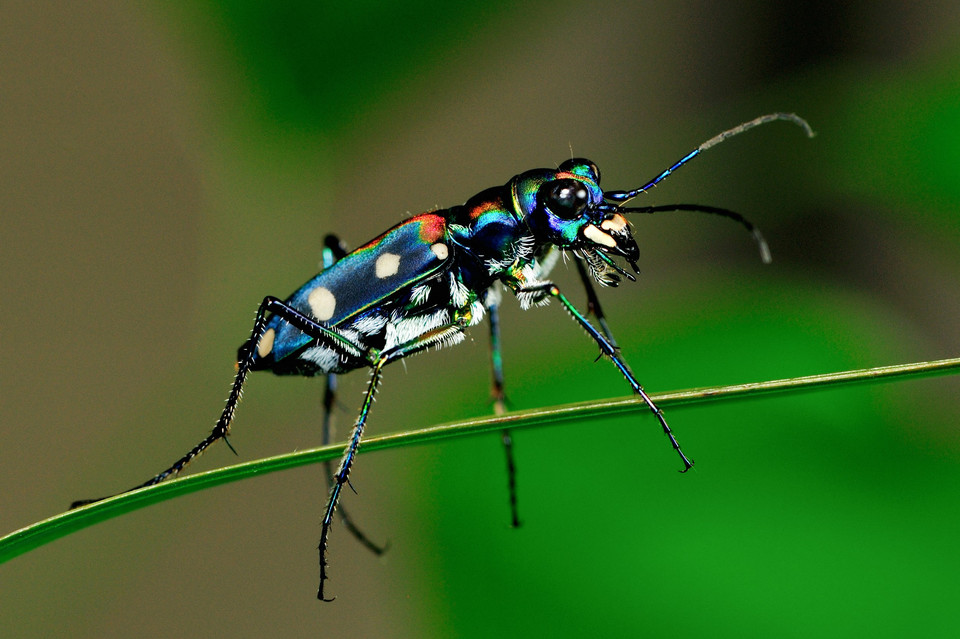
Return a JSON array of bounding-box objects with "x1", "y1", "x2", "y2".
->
[{"x1": 2, "y1": 1, "x2": 960, "y2": 637}]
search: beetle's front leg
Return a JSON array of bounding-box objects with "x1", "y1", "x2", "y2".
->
[
  {"x1": 573, "y1": 259, "x2": 622, "y2": 351},
  {"x1": 519, "y1": 282, "x2": 694, "y2": 473}
]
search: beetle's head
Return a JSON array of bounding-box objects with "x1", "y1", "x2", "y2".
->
[
  {"x1": 512, "y1": 157, "x2": 772, "y2": 286},
  {"x1": 513, "y1": 158, "x2": 639, "y2": 286}
]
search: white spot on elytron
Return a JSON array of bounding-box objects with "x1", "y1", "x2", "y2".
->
[
  {"x1": 375, "y1": 253, "x2": 401, "y2": 278},
  {"x1": 430, "y1": 243, "x2": 449, "y2": 260},
  {"x1": 257, "y1": 328, "x2": 275, "y2": 358},
  {"x1": 308, "y1": 286, "x2": 336, "y2": 321},
  {"x1": 600, "y1": 214, "x2": 628, "y2": 233},
  {"x1": 583, "y1": 223, "x2": 617, "y2": 248}
]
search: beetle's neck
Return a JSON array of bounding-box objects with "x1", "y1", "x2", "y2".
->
[{"x1": 445, "y1": 184, "x2": 537, "y2": 286}]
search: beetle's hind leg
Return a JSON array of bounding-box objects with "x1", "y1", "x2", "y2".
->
[{"x1": 70, "y1": 296, "x2": 366, "y2": 507}]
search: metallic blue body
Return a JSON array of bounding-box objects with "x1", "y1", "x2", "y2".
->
[{"x1": 249, "y1": 159, "x2": 627, "y2": 380}]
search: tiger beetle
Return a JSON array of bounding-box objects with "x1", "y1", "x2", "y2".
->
[{"x1": 73, "y1": 113, "x2": 813, "y2": 600}]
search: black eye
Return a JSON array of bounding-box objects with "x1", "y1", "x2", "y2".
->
[{"x1": 543, "y1": 179, "x2": 589, "y2": 219}]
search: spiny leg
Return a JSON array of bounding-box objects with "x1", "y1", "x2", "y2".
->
[
  {"x1": 321, "y1": 371, "x2": 387, "y2": 555},
  {"x1": 318, "y1": 320, "x2": 468, "y2": 601},
  {"x1": 319, "y1": 361, "x2": 384, "y2": 601},
  {"x1": 71, "y1": 295, "x2": 368, "y2": 508},
  {"x1": 522, "y1": 282, "x2": 693, "y2": 472},
  {"x1": 316, "y1": 234, "x2": 387, "y2": 555},
  {"x1": 487, "y1": 298, "x2": 520, "y2": 528}
]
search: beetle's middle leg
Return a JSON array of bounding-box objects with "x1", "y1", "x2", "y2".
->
[
  {"x1": 320, "y1": 372, "x2": 388, "y2": 555},
  {"x1": 318, "y1": 320, "x2": 468, "y2": 601},
  {"x1": 486, "y1": 294, "x2": 521, "y2": 528},
  {"x1": 317, "y1": 234, "x2": 388, "y2": 555}
]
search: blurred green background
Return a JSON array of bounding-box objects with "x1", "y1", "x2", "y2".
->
[{"x1": 2, "y1": 1, "x2": 959, "y2": 637}]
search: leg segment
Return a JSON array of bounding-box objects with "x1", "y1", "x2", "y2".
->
[
  {"x1": 317, "y1": 233, "x2": 387, "y2": 555},
  {"x1": 321, "y1": 371, "x2": 387, "y2": 555},
  {"x1": 318, "y1": 360, "x2": 385, "y2": 601},
  {"x1": 521, "y1": 282, "x2": 693, "y2": 472},
  {"x1": 487, "y1": 298, "x2": 520, "y2": 528},
  {"x1": 71, "y1": 295, "x2": 369, "y2": 508},
  {"x1": 573, "y1": 258, "x2": 622, "y2": 350},
  {"x1": 318, "y1": 321, "x2": 468, "y2": 600}
]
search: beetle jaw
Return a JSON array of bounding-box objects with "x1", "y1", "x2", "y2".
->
[{"x1": 580, "y1": 213, "x2": 639, "y2": 268}]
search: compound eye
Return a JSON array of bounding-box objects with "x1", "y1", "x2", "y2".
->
[{"x1": 543, "y1": 179, "x2": 589, "y2": 220}]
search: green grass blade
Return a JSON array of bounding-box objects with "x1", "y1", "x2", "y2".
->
[{"x1": 2, "y1": 356, "x2": 958, "y2": 565}]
